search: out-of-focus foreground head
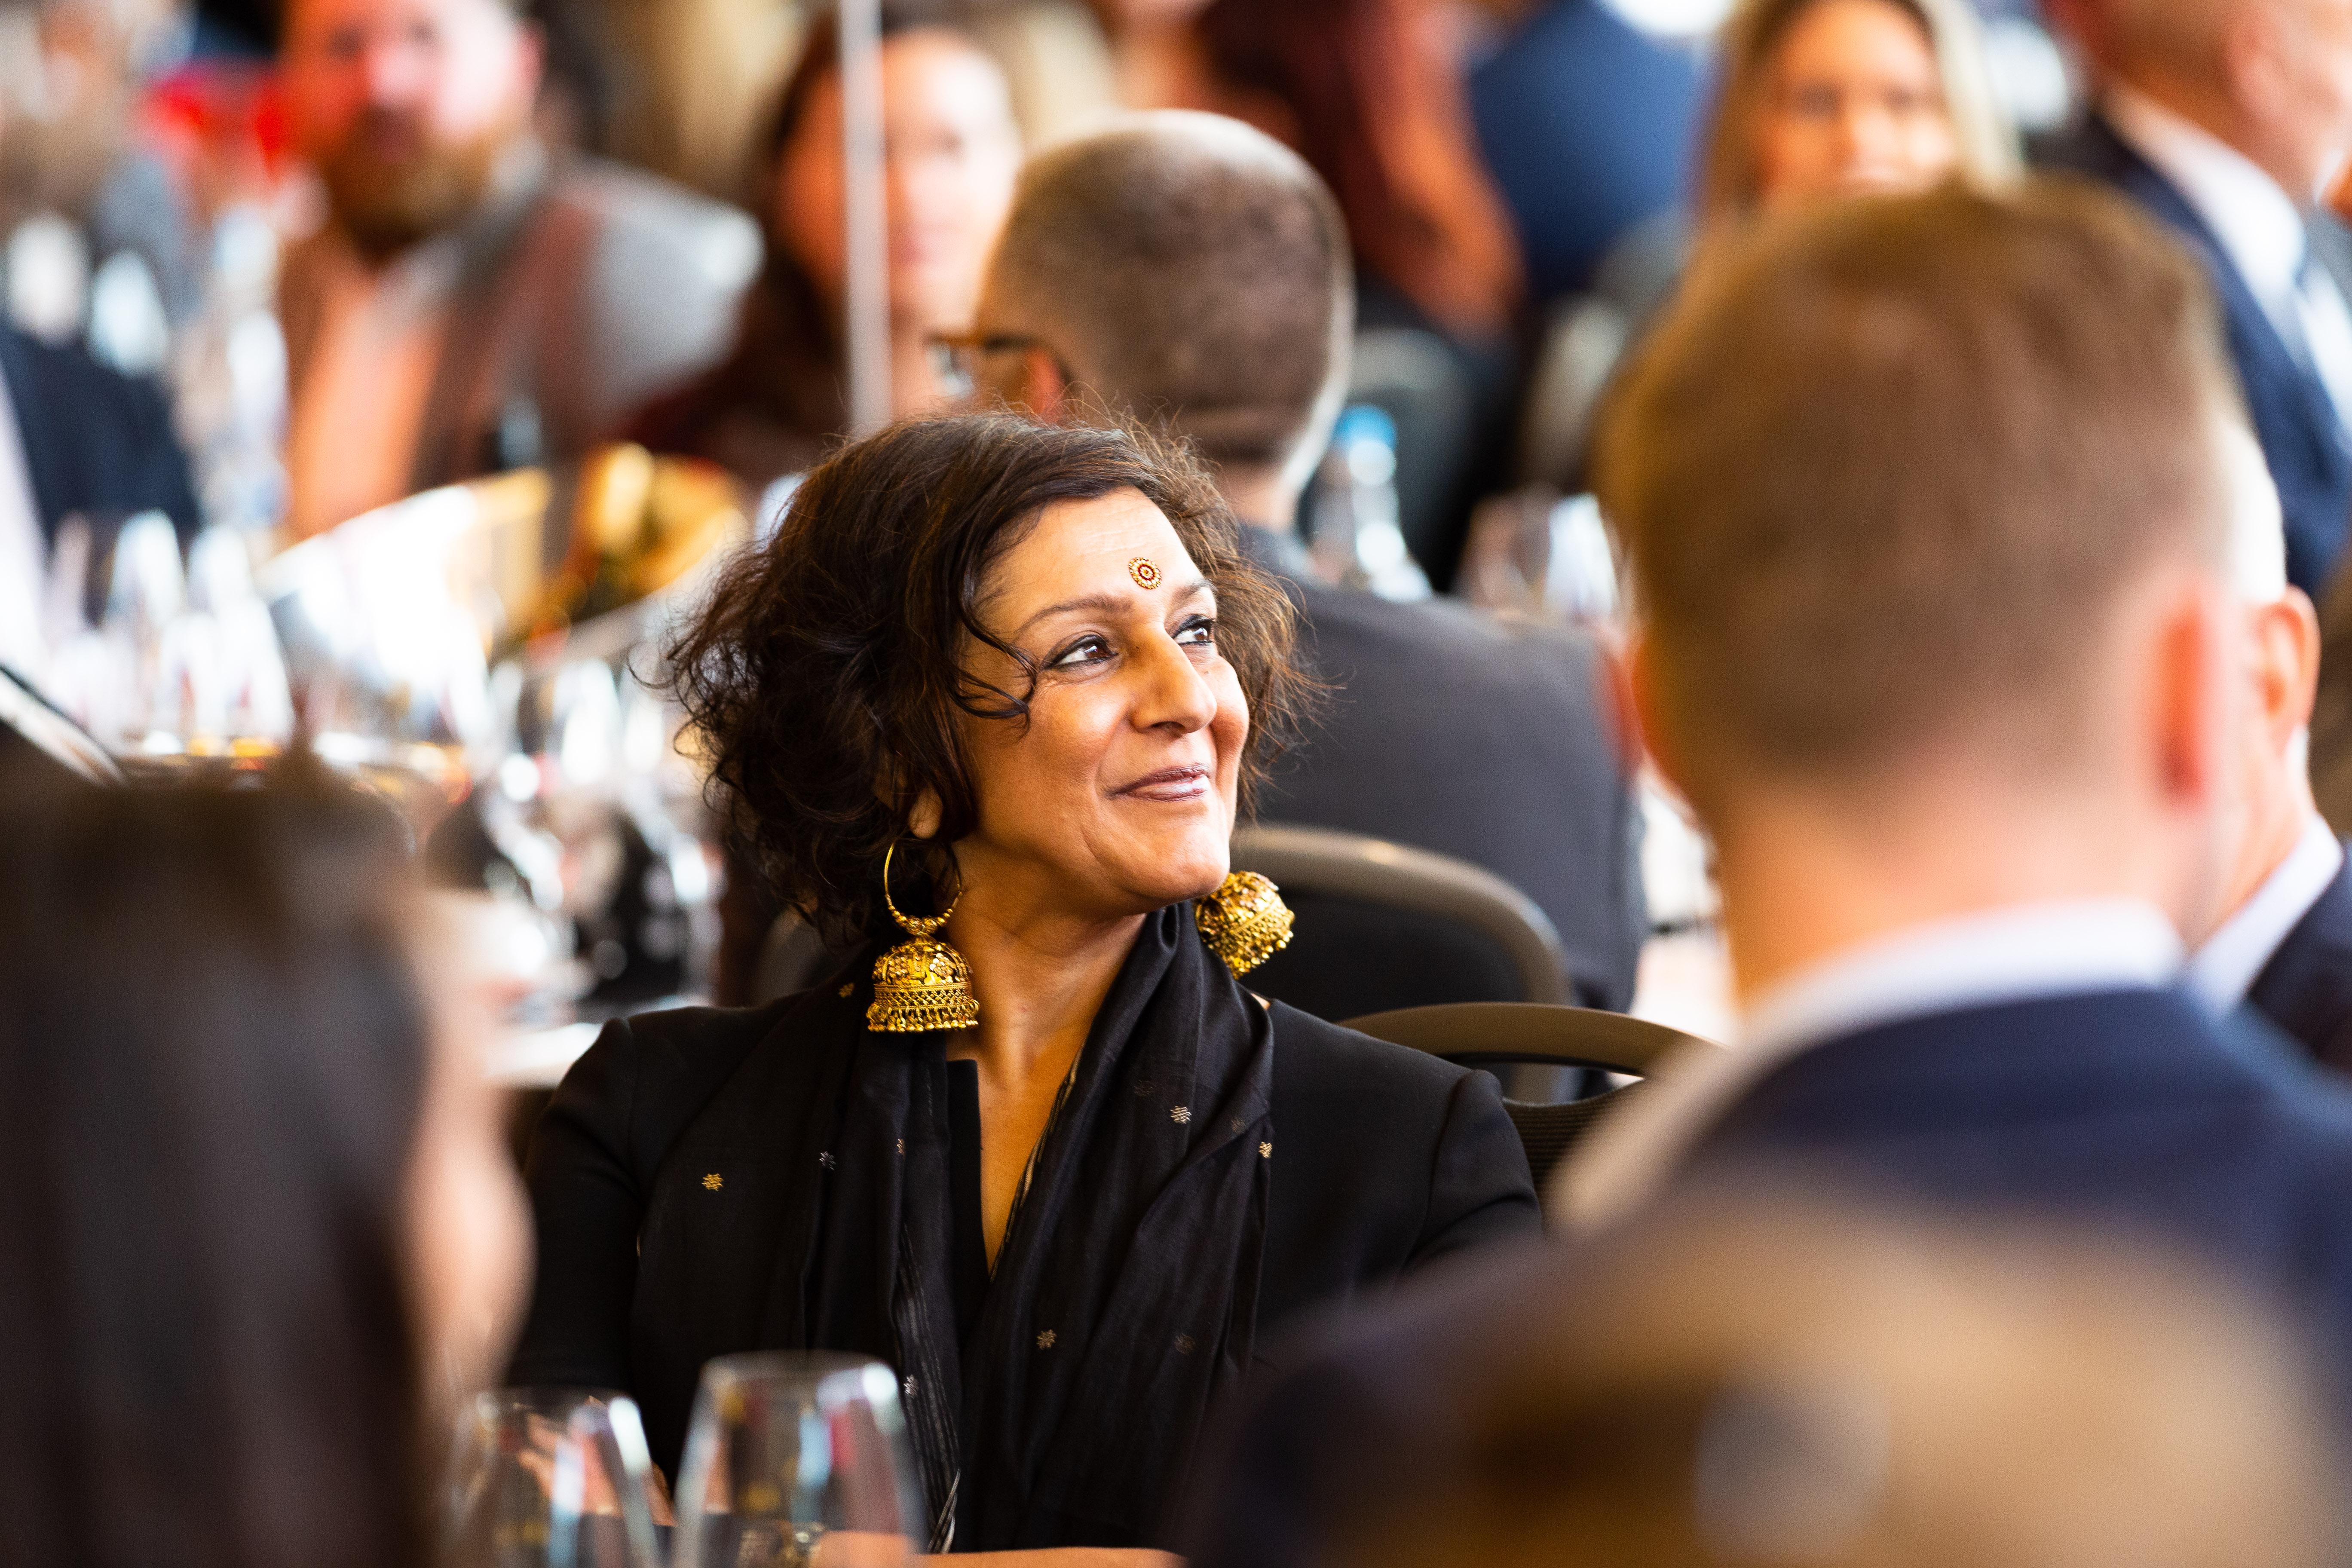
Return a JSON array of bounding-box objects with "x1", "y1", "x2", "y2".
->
[
  {"x1": 281, "y1": 0, "x2": 543, "y2": 261},
  {"x1": 1700, "y1": 0, "x2": 2018, "y2": 227},
  {"x1": 0, "y1": 770, "x2": 530, "y2": 1568},
  {"x1": 1339, "y1": 1193, "x2": 2348, "y2": 1568},
  {"x1": 974, "y1": 110, "x2": 1354, "y2": 518},
  {"x1": 2089, "y1": 0, "x2": 2352, "y2": 198},
  {"x1": 1595, "y1": 182, "x2": 2244, "y2": 928}
]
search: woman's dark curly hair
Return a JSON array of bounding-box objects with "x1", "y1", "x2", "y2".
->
[{"x1": 662, "y1": 411, "x2": 1311, "y2": 948}]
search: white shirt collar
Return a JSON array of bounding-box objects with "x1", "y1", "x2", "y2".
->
[
  {"x1": 2104, "y1": 82, "x2": 2310, "y2": 322},
  {"x1": 1555, "y1": 898, "x2": 2186, "y2": 1232},
  {"x1": 2188, "y1": 813, "x2": 2344, "y2": 1008}
]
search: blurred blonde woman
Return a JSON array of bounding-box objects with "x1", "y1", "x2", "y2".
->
[
  {"x1": 1698, "y1": 0, "x2": 2018, "y2": 233},
  {"x1": 1508, "y1": 0, "x2": 2016, "y2": 492}
]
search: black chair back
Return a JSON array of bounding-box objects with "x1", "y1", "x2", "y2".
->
[
  {"x1": 1233, "y1": 824, "x2": 1568, "y2": 1020},
  {"x1": 1341, "y1": 1002, "x2": 1721, "y2": 1204}
]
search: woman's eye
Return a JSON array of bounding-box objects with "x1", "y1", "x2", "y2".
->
[
  {"x1": 1049, "y1": 636, "x2": 1113, "y2": 669},
  {"x1": 1176, "y1": 617, "x2": 1217, "y2": 648}
]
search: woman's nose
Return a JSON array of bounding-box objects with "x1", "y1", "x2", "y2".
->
[{"x1": 1131, "y1": 635, "x2": 1219, "y2": 733}]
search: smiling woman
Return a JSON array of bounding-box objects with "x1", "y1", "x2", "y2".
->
[{"x1": 507, "y1": 413, "x2": 1541, "y2": 1562}]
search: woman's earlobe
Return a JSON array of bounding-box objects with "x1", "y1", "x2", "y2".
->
[{"x1": 909, "y1": 790, "x2": 945, "y2": 840}]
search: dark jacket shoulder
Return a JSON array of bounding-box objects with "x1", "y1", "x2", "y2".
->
[
  {"x1": 2249, "y1": 852, "x2": 2352, "y2": 1072},
  {"x1": 542, "y1": 994, "x2": 806, "y2": 1180},
  {"x1": 1258, "y1": 1002, "x2": 1539, "y2": 1337},
  {"x1": 1684, "y1": 989, "x2": 2352, "y2": 1332},
  {"x1": 1262, "y1": 564, "x2": 1646, "y2": 1010},
  {"x1": 0, "y1": 323, "x2": 199, "y2": 544}
]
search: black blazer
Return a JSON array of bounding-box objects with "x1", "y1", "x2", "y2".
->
[
  {"x1": 2249, "y1": 848, "x2": 2352, "y2": 1070},
  {"x1": 0, "y1": 323, "x2": 200, "y2": 547},
  {"x1": 1238, "y1": 530, "x2": 1647, "y2": 1009},
  {"x1": 2040, "y1": 115, "x2": 2352, "y2": 595},
  {"x1": 1187, "y1": 988, "x2": 2352, "y2": 1568},
  {"x1": 510, "y1": 994, "x2": 1540, "y2": 1479}
]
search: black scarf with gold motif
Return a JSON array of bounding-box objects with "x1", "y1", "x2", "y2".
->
[{"x1": 751, "y1": 903, "x2": 1273, "y2": 1552}]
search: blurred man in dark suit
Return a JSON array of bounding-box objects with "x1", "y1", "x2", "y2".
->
[
  {"x1": 1188, "y1": 185, "x2": 2352, "y2": 1568},
  {"x1": 0, "y1": 76, "x2": 201, "y2": 681},
  {"x1": 2189, "y1": 421, "x2": 2352, "y2": 1064},
  {"x1": 2041, "y1": 0, "x2": 2352, "y2": 595},
  {"x1": 1555, "y1": 183, "x2": 2352, "y2": 1246},
  {"x1": 962, "y1": 111, "x2": 1647, "y2": 1008}
]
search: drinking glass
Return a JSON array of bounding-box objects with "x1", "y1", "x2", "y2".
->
[
  {"x1": 443, "y1": 1388, "x2": 664, "y2": 1568},
  {"x1": 672, "y1": 1353, "x2": 925, "y2": 1568}
]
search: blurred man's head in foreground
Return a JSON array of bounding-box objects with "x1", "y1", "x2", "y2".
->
[
  {"x1": 971, "y1": 110, "x2": 1353, "y2": 524},
  {"x1": 281, "y1": 0, "x2": 543, "y2": 261},
  {"x1": 1338, "y1": 1193, "x2": 2346, "y2": 1568},
  {"x1": 1596, "y1": 182, "x2": 2247, "y2": 964}
]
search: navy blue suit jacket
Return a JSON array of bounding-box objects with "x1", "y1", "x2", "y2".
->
[
  {"x1": 2249, "y1": 849, "x2": 2352, "y2": 1070},
  {"x1": 0, "y1": 323, "x2": 199, "y2": 548},
  {"x1": 2042, "y1": 116, "x2": 2352, "y2": 595},
  {"x1": 1185, "y1": 988, "x2": 2352, "y2": 1568}
]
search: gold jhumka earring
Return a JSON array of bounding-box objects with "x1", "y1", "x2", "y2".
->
[
  {"x1": 866, "y1": 843, "x2": 981, "y2": 1032},
  {"x1": 1195, "y1": 871, "x2": 1295, "y2": 977}
]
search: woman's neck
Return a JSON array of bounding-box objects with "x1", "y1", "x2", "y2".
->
[{"x1": 941, "y1": 894, "x2": 1145, "y2": 1083}]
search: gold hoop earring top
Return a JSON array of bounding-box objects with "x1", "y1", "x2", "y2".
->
[{"x1": 881, "y1": 841, "x2": 960, "y2": 937}]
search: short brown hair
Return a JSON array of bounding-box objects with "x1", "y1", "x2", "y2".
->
[
  {"x1": 663, "y1": 412, "x2": 1308, "y2": 947},
  {"x1": 987, "y1": 113, "x2": 1352, "y2": 470},
  {"x1": 1593, "y1": 181, "x2": 2236, "y2": 802}
]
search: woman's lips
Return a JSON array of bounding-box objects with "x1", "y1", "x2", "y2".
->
[{"x1": 1112, "y1": 765, "x2": 1212, "y2": 802}]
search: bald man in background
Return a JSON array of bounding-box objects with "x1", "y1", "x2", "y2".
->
[
  {"x1": 2044, "y1": 0, "x2": 2352, "y2": 595},
  {"x1": 965, "y1": 112, "x2": 1648, "y2": 1009}
]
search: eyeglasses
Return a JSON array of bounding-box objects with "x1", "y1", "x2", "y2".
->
[{"x1": 925, "y1": 331, "x2": 1055, "y2": 401}]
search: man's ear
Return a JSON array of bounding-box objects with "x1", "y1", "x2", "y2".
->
[
  {"x1": 1021, "y1": 346, "x2": 1069, "y2": 424},
  {"x1": 2272, "y1": 587, "x2": 2323, "y2": 745},
  {"x1": 1625, "y1": 631, "x2": 1685, "y2": 800},
  {"x1": 2149, "y1": 573, "x2": 2236, "y2": 811},
  {"x1": 2219, "y1": 2, "x2": 2287, "y2": 119}
]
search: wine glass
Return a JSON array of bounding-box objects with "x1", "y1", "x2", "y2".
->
[
  {"x1": 443, "y1": 1388, "x2": 664, "y2": 1568},
  {"x1": 672, "y1": 1353, "x2": 926, "y2": 1568}
]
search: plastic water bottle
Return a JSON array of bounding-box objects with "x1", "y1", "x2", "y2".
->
[{"x1": 1310, "y1": 405, "x2": 1432, "y2": 601}]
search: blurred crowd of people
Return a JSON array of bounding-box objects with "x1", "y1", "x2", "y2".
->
[{"x1": 24, "y1": 0, "x2": 2352, "y2": 1562}]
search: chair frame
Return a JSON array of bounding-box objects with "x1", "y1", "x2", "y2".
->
[
  {"x1": 1339, "y1": 1001, "x2": 1715, "y2": 1077},
  {"x1": 1231, "y1": 824, "x2": 1571, "y2": 1006}
]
